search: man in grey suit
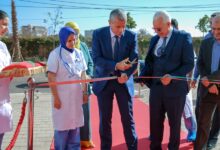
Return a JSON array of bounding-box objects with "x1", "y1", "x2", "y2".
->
[{"x1": 194, "y1": 15, "x2": 220, "y2": 150}]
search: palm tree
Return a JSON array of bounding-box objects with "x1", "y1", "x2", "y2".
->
[{"x1": 11, "y1": 0, "x2": 23, "y2": 62}]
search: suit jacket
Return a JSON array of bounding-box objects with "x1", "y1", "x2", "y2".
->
[
  {"x1": 197, "y1": 37, "x2": 220, "y2": 98},
  {"x1": 140, "y1": 29, "x2": 194, "y2": 97},
  {"x1": 92, "y1": 26, "x2": 138, "y2": 96}
]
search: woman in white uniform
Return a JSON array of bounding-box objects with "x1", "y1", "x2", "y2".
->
[
  {"x1": 47, "y1": 26, "x2": 87, "y2": 150},
  {"x1": 0, "y1": 10, "x2": 12, "y2": 150}
]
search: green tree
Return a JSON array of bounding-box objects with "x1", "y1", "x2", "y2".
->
[
  {"x1": 195, "y1": 15, "x2": 210, "y2": 37},
  {"x1": 137, "y1": 29, "x2": 151, "y2": 59},
  {"x1": 126, "y1": 12, "x2": 137, "y2": 29},
  {"x1": 44, "y1": 7, "x2": 64, "y2": 48}
]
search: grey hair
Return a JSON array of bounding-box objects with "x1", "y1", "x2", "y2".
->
[
  {"x1": 109, "y1": 8, "x2": 127, "y2": 22},
  {"x1": 212, "y1": 15, "x2": 220, "y2": 24},
  {"x1": 0, "y1": 10, "x2": 8, "y2": 20},
  {"x1": 210, "y1": 12, "x2": 220, "y2": 25},
  {"x1": 211, "y1": 12, "x2": 220, "y2": 18},
  {"x1": 153, "y1": 11, "x2": 171, "y2": 24}
]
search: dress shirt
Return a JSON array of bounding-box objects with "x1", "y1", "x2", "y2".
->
[
  {"x1": 154, "y1": 28, "x2": 173, "y2": 56},
  {"x1": 211, "y1": 41, "x2": 220, "y2": 73}
]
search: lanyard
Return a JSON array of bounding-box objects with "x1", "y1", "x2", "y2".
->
[{"x1": 59, "y1": 47, "x2": 80, "y2": 77}]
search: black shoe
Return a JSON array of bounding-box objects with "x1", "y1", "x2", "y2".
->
[{"x1": 207, "y1": 142, "x2": 216, "y2": 150}]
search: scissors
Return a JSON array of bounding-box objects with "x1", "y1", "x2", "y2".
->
[{"x1": 125, "y1": 58, "x2": 138, "y2": 65}]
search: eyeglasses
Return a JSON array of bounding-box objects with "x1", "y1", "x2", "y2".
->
[
  {"x1": 152, "y1": 27, "x2": 162, "y2": 32},
  {"x1": 212, "y1": 27, "x2": 220, "y2": 31}
]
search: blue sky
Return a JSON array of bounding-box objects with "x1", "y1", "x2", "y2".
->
[{"x1": 0, "y1": 0, "x2": 220, "y2": 37}]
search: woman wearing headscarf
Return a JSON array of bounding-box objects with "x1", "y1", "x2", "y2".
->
[
  {"x1": 65, "y1": 22, "x2": 95, "y2": 148},
  {"x1": 47, "y1": 26, "x2": 87, "y2": 149}
]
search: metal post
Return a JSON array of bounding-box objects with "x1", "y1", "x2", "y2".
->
[
  {"x1": 137, "y1": 61, "x2": 141, "y2": 97},
  {"x1": 27, "y1": 77, "x2": 35, "y2": 150}
]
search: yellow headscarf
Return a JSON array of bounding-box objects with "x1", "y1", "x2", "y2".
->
[{"x1": 65, "y1": 22, "x2": 81, "y2": 49}]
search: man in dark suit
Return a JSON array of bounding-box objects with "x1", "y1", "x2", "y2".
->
[
  {"x1": 194, "y1": 15, "x2": 220, "y2": 150},
  {"x1": 92, "y1": 8, "x2": 138, "y2": 150},
  {"x1": 193, "y1": 12, "x2": 220, "y2": 150},
  {"x1": 139, "y1": 11, "x2": 194, "y2": 150}
]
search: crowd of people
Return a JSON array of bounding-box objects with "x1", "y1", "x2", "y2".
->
[{"x1": 0, "y1": 8, "x2": 220, "y2": 150}]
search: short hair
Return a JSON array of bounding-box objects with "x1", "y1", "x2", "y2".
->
[
  {"x1": 153, "y1": 11, "x2": 171, "y2": 24},
  {"x1": 212, "y1": 15, "x2": 220, "y2": 24},
  {"x1": 0, "y1": 10, "x2": 9, "y2": 20},
  {"x1": 171, "y1": 18, "x2": 178, "y2": 29},
  {"x1": 109, "y1": 8, "x2": 127, "y2": 22},
  {"x1": 211, "y1": 12, "x2": 220, "y2": 18}
]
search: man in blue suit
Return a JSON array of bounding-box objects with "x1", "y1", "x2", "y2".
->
[
  {"x1": 92, "y1": 8, "x2": 138, "y2": 150},
  {"x1": 139, "y1": 11, "x2": 194, "y2": 150}
]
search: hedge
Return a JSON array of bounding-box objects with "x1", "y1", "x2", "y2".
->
[
  {"x1": 1, "y1": 36, "x2": 202, "y2": 61},
  {"x1": 1, "y1": 36, "x2": 59, "y2": 61}
]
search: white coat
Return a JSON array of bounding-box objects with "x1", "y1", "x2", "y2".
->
[
  {"x1": 183, "y1": 90, "x2": 194, "y2": 118},
  {"x1": 0, "y1": 41, "x2": 12, "y2": 134},
  {"x1": 47, "y1": 46, "x2": 87, "y2": 131}
]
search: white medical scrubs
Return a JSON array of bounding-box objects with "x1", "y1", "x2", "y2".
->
[
  {"x1": 0, "y1": 41, "x2": 12, "y2": 134},
  {"x1": 47, "y1": 46, "x2": 87, "y2": 131}
]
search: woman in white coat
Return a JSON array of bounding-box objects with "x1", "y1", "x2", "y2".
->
[
  {"x1": 47, "y1": 26, "x2": 87, "y2": 150},
  {"x1": 0, "y1": 10, "x2": 12, "y2": 149}
]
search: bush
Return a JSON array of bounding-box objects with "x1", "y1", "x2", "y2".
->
[
  {"x1": 1, "y1": 36, "x2": 59, "y2": 60},
  {"x1": 1, "y1": 36, "x2": 203, "y2": 61}
]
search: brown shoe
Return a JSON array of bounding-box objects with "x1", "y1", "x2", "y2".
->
[{"x1": 80, "y1": 140, "x2": 95, "y2": 149}]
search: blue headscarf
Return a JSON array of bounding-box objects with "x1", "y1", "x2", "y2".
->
[{"x1": 59, "y1": 26, "x2": 76, "y2": 53}]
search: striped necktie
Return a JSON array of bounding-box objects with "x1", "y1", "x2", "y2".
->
[{"x1": 157, "y1": 37, "x2": 167, "y2": 57}]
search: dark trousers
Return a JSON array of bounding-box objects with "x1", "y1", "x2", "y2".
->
[
  {"x1": 97, "y1": 80, "x2": 137, "y2": 150},
  {"x1": 194, "y1": 93, "x2": 220, "y2": 150},
  {"x1": 80, "y1": 100, "x2": 92, "y2": 141},
  {"x1": 149, "y1": 85, "x2": 186, "y2": 150},
  {"x1": 195, "y1": 83, "x2": 220, "y2": 147},
  {"x1": 0, "y1": 133, "x2": 4, "y2": 150}
]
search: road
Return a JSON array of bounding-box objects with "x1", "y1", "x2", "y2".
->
[{"x1": 10, "y1": 73, "x2": 50, "y2": 93}]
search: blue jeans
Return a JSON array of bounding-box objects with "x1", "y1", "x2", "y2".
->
[
  {"x1": 54, "y1": 128, "x2": 80, "y2": 150},
  {"x1": 0, "y1": 133, "x2": 4, "y2": 150}
]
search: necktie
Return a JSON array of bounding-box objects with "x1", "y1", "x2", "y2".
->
[
  {"x1": 113, "y1": 35, "x2": 120, "y2": 60},
  {"x1": 219, "y1": 59, "x2": 220, "y2": 70},
  {"x1": 157, "y1": 37, "x2": 167, "y2": 57}
]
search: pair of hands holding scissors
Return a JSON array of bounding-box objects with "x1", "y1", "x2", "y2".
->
[{"x1": 115, "y1": 58, "x2": 137, "y2": 84}]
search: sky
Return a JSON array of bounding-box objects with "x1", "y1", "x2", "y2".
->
[{"x1": 0, "y1": 0, "x2": 220, "y2": 37}]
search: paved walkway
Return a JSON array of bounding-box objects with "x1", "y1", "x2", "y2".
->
[
  {"x1": 2, "y1": 93, "x2": 53, "y2": 150},
  {"x1": 2, "y1": 86, "x2": 220, "y2": 150}
]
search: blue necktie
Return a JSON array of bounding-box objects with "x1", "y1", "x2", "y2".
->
[
  {"x1": 114, "y1": 35, "x2": 120, "y2": 60},
  {"x1": 157, "y1": 37, "x2": 167, "y2": 57}
]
